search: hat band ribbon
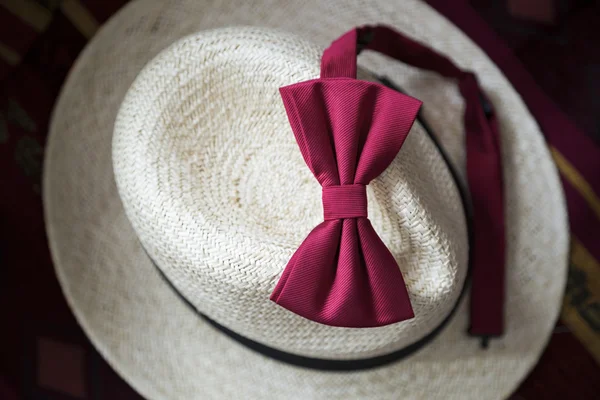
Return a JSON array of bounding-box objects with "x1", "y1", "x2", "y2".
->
[{"x1": 150, "y1": 104, "x2": 474, "y2": 370}]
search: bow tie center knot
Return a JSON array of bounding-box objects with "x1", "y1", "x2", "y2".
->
[{"x1": 322, "y1": 184, "x2": 368, "y2": 220}]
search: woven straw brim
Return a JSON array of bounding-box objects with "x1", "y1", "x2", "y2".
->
[{"x1": 43, "y1": 0, "x2": 569, "y2": 399}]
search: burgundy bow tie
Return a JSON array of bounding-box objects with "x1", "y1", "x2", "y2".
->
[{"x1": 271, "y1": 26, "x2": 505, "y2": 338}]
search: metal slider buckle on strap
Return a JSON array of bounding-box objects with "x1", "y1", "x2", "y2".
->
[
  {"x1": 479, "y1": 93, "x2": 494, "y2": 119},
  {"x1": 356, "y1": 30, "x2": 374, "y2": 54}
]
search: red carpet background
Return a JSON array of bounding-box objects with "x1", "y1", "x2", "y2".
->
[{"x1": 0, "y1": 0, "x2": 599, "y2": 399}]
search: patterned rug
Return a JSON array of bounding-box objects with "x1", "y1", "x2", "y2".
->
[{"x1": 1, "y1": 1, "x2": 598, "y2": 399}]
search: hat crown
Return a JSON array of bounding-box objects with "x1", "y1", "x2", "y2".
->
[{"x1": 113, "y1": 27, "x2": 468, "y2": 359}]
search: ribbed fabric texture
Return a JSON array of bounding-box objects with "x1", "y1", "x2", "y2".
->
[{"x1": 322, "y1": 185, "x2": 367, "y2": 220}]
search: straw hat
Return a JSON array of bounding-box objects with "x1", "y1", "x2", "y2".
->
[{"x1": 43, "y1": 0, "x2": 568, "y2": 399}]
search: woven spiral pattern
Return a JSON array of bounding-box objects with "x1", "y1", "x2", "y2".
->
[
  {"x1": 112, "y1": 27, "x2": 467, "y2": 358},
  {"x1": 44, "y1": 0, "x2": 568, "y2": 399}
]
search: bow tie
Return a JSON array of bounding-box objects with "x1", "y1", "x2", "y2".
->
[
  {"x1": 271, "y1": 26, "x2": 506, "y2": 338},
  {"x1": 270, "y1": 77, "x2": 421, "y2": 327}
]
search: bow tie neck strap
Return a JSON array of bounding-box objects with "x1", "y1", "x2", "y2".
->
[{"x1": 321, "y1": 25, "x2": 465, "y2": 80}]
